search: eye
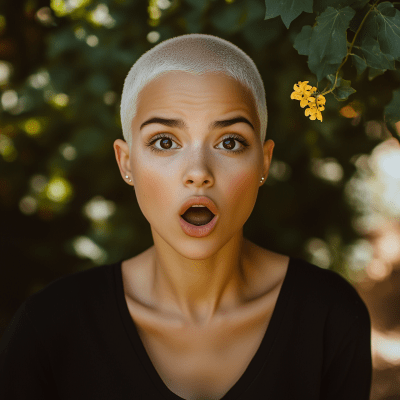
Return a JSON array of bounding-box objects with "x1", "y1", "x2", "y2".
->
[
  {"x1": 216, "y1": 134, "x2": 249, "y2": 154},
  {"x1": 145, "y1": 133, "x2": 180, "y2": 153}
]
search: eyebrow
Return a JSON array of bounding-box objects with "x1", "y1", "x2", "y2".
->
[{"x1": 139, "y1": 116, "x2": 255, "y2": 132}]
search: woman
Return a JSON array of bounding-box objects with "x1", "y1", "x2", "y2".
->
[{"x1": 0, "y1": 34, "x2": 372, "y2": 400}]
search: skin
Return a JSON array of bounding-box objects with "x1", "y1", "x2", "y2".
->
[{"x1": 113, "y1": 70, "x2": 275, "y2": 328}]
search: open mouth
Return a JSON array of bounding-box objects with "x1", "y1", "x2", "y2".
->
[{"x1": 181, "y1": 206, "x2": 216, "y2": 226}]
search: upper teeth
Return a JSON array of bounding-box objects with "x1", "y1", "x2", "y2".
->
[{"x1": 192, "y1": 205, "x2": 206, "y2": 207}]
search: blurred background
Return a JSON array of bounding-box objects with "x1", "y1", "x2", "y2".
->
[{"x1": 0, "y1": 0, "x2": 399, "y2": 397}]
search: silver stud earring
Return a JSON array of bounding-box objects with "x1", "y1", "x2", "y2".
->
[
  {"x1": 125, "y1": 175, "x2": 132, "y2": 182},
  {"x1": 260, "y1": 176, "x2": 265, "y2": 183}
]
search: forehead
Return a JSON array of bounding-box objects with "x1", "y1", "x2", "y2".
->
[{"x1": 135, "y1": 71, "x2": 258, "y2": 118}]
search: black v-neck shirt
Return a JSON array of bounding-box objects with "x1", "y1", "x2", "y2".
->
[{"x1": 0, "y1": 257, "x2": 372, "y2": 400}]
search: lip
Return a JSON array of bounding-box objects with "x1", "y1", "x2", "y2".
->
[
  {"x1": 179, "y1": 214, "x2": 219, "y2": 238},
  {"x1": 179, "y1": 196, "x2": 219, "y2": 216}
]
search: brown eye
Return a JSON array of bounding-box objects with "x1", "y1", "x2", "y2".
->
[
  {"x1": 159, "y1": 137, "x2": 173, "y2": 149},
  {"x1": 222, "y1": 138, "x2": 236, "y2": 150},
  {"x1": 145, "y1": 134, "x2": 179, "y2": 153},
  {"x1": 216, "y1": 134, "x2": 249, "y2": 154}
]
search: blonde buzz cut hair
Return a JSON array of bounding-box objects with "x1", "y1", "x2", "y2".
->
[{"x1": 120, "y1": 33, "x2": 268, "y2": 149}]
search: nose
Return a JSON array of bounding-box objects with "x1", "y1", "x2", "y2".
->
[{"x1": 182, "y1": 149, "x2": 214, "y2": 188}]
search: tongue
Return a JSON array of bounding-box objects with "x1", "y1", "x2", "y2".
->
[{"x1": 182, "y1": 207, "x2": 215, "y2": 226}]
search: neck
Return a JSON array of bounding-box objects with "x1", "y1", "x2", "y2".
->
[{"x1": 149, "y1": 230, "x2": 253, "y2": 327}]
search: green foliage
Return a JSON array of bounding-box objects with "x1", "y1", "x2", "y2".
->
[
  {"x1": 351, "y1": 53, "x2": 367, "y2": 75},
  {"x1": 275, "y1": 0, "x2": 400, "y2": 132},
  {"x1": 332, "y1": 78, "x2": 357, "y2": 100},
  {"x1": 312, "y1": 7, "x2": 355, "y2": 64},
  {"x1": 360, "y1": 36, "x2": 396, "y2": 70},
  {"x1": 313, "y1": 7, "x2": 355, "y2": 81},
  {"x1": 294, "y1": 7, "x2": 356, "y2": 82},
  {"x1": 264, "y1": 0, "x2": 313, "y2": 28},
  {"x1": 313, "y1": 0, "x2": 370, "y2": 14}
]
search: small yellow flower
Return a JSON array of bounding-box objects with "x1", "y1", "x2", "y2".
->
[
  {"x1": 316, "y1": 94, "x2": 326, "y2": 106},
  {"x1": 291, "y1": 81, "x2": 318, "y2": 109},
  {"x1": 290, "y1": 91, "x2": 303, "y2": 101},
  {"x1": 305, "y1": 104, "x2": 323, "y2": 121},
  {"x1": 291, "y1": 82, "x2": 326, "y2": 122}
]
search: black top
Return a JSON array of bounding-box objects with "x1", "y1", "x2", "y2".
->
[{"x1": 0, "y1": 257, "x2": 372, "y2": 400}]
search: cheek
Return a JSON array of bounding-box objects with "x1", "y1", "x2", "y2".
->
[
  {"x1": 132, "y1": 158, "x2": 177, "y2": 220},
  {"x1": 225, "y1": 169, "x2": 259, "y2": 210}
]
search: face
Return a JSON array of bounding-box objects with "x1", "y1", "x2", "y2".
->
[{"x1": 114, "y1": 71, "x2": 274, "y2": 258}]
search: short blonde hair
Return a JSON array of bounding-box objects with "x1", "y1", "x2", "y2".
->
[{"x1": 120, "y1": 33, "x2": 268, "y2": 149}]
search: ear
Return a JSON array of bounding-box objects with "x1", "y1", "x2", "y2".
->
[
  {"x1": 113, "y1": 139, "x2": 133, "y2": 185},
  {"x1": 262, "y1": 139, "x2": 275, "y2": 180}
]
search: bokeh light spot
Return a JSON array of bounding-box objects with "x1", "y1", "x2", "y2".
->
[
  {"x1": 306, "y1": 237, "x2": 332, "y2": 268},
  {"x1": 311, "y1": 158, "x2": 344, "y2": 182},
  {"x1": 72, "y1": 236, "x2": 107, "y2": 264},
  {"x1": 0, "y1": 134, "x2": 17, "y2": 162},
  {"x1": 59, "y1": 143, "x2": 77, "y2": 160},
  {"x1": 103, "y1": 91, "x2": 117, "y2": 105},
  {"x1": 74, "y1": 26, "x2": 86, "y2": 40},
  {"x1": 1, "y1": 90, "x2": 18, "y2": 110},
  {"x1": 157, "y1": 0, "x2": 171, "y2": 9},
  {"x1": 19, "y1": 196, "x2": 38, "y2": 215},
  {"x1": 24, "y1": 118, "x2": 42, "y2": 136},
  {"x1": 51, "y1": 93, "x2": 69, "y2": 108},
  {"x1": 366, "y1": 259, "x2": 393, "y2": 281},
  {"x1": 88, "y1": 4, "x2": 116, "y2": 28},
  {"x1": 147, "y1": 31, "x2": 160, "y2": 43},
  {"x1": 340, "y1": 105, "x2": 359, "y2": 118},
  {"x1": 86, "y1": 35, "x2": 99, "y2": 47},
  {"x1": 46, "y1": 177, "x2": 73, "y2": 202},
  {"x1": 36, "y1": 7, "x2": 55, "y2": 26},
  {"x1": 83, "y1": 195, "x2": 116, "y2": 221},
  {"x1": 0, "y1": 61, "x2": 12, "y2": 85},
  {"x1": 28, "y1": 69, "x2": 50, "y2": 89},
  {"x1": 269, "y1": 160, "x2": 292, "y2": 181}
]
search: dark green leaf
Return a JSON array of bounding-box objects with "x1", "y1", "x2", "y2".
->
[
  {"x1": 314, "y1": 0, "x2": 369, "y2": 14},
  {"x1": 309, "y1": 6, "x2": 356, "y2": 64},
  {"x1": 293, "y1": 25, "x2": 313, "y2": 55},
  {"x1": 361, "y1": 35, "x2": 396, "y2": 69},
  {"x1": 349, "y1": 6, "x2": 370, "y2": 34},
  {"x1": 264, "y1": 0, "x2": 313, "y2": 28},
  {"x1": 359, "y1": 9, "x2": 379, "y2": 42},
  {"x1": 332, "y1": 79, "x2": 357, "y2": 101},
  {"x1": 308, "y1": 54, "x2": 341, "y2": 82},
  {"x1": 368, "y1": 67, "x2": 387, "y2": 80},
  {"x1": 377, "y1": 1, "x2": 397, "y2": 17},
  {"x1": 351, "y1": 53, "x2": 368, "y2": 75},
  {"x1": 326, "y1": 73, "x2": 342, "y2": 87},
  {"x1": 375, "y1": 2, "x2": 400, "y2": 59}
]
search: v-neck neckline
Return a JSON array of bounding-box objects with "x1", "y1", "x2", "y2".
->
[{"x1": 113, "y1": 256, "x2": 296, "y2": 400}]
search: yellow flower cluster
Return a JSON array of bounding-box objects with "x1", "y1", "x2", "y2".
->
[{"x1": 290, "y1": 81, "x2": 326, "y2": 121}]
